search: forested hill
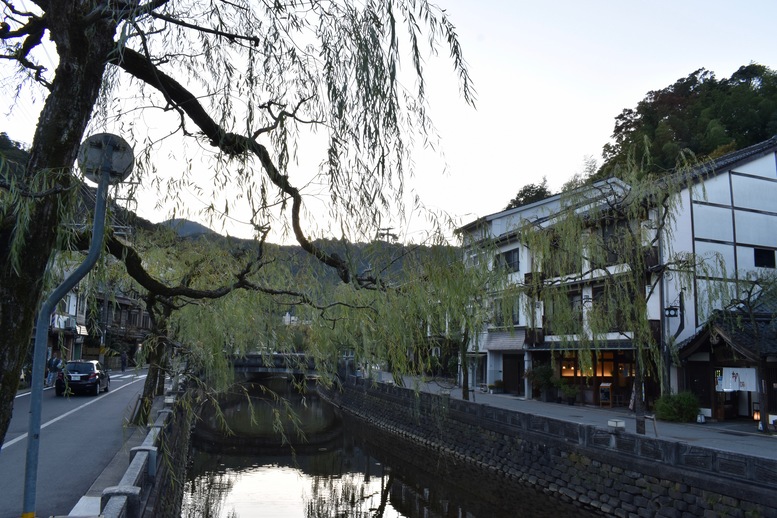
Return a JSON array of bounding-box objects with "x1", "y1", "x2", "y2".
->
[
  {"x1": 213, "y1": 232, "x2": 422, "y2": 287},
  {"x1": 597, "y1": 63, "x2": 777, "y2": 178}
]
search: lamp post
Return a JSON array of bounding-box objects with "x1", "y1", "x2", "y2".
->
[{"x1": 22, "y1": 133, "x2": 133, "y2": 518}]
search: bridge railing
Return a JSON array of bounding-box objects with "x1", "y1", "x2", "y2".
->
[{"x1": 231, "y1": 352, "x2": 316, "y2": 374}]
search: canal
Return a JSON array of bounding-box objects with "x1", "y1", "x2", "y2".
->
[{"x1": 183, "y1": 378, "x2": 600, "y2": 517}]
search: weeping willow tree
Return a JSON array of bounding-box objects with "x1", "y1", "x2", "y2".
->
[
  {"x1": 309, "y1": 237, "x2": 501, "y2": 401},
  {"x1": 0, "y1": 0, "x2": 474, "y2": 446},
  {"x1": 520, "y1": 154, "x2": 707, "y2": 433},
  {"x1": 104, "y1": 225, "x2": 332, "y2": 424}
]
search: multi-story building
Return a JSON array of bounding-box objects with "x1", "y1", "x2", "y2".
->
[
  {"x1": 40, "y1": 183, "x2": 152, "y2": 370},
  {"x1": 39, "y1": 280, "x2": 151, "y2": 372},
  {"x1": 460, "y1": 136, "x2": 777, "y2": 426}
]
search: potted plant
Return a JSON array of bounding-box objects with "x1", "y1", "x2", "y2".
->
[
  {"x1": 487, "y1": 379, "x2": 504, "y2": 394},
  {"x1": 558, "y1": 380, "x2": 579, "y2": 405},
  {"x1": 525, "y1": 363, "x2": 555, "y2": 402}
]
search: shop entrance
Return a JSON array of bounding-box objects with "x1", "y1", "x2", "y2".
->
[{"x1": 503, "y1": 354, "x2": 524, "y2": 395}]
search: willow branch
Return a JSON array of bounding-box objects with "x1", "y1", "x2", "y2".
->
[
  {"x1": 110, "y1": 46, "x2": 373, "y2": 286},
  {"x1": 149, "y1": 10, "x2": 260, "y2": 45},
  {"x1": 0, "y1": 177, "x2": 73, "y2": 198},
  {"x1": 70, "y1": 230, "x2": 367, "y2": 316}
]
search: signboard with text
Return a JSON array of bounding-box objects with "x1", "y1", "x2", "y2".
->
[{"x1": 715, "y1": 367, "x2": 757, "y2": 392}]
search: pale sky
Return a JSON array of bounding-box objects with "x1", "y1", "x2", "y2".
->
[
  {"x1": 3, "y1": 1, "x2": 777, "y2": 243},
  {"x1": 415, "y1": 0, "x2": 777, "y2": 229}
]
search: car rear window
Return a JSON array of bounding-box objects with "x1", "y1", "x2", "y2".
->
[{"x1": 67, "y1": 362, "x2": 95, "y2": 374}]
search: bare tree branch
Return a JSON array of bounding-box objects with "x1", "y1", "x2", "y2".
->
[
  {"x1": 110, "y1": 46, "x2": 382, "y2": 287},
  {"x1": 68, "y1": 228, "x2": 372, "y2": 317},
  {"x1": 148, "y1": 10, "x2": 260, "y2": 45},
  {"x1": 252, "y1": 97, "x2": 320, "y2": 138}
]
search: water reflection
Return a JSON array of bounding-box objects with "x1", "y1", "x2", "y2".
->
[
  {"x1": 184, "y1": 379, "x2": 600, "y2": 517},
  {"x1": 191, "y1": 377, "x2": 341, "y2": 454}
]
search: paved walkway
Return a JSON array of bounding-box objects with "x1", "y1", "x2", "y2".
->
[
  {"x1": 404, "y1": 377, "x2": 777, "y2": 461},
  {"x1": 65, "y1": 386, "x2": 165, "y2": 517}
]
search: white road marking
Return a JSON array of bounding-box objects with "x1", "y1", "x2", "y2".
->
[{"x1": 2, "y1": 375, "x2": 148, "y2": 450}]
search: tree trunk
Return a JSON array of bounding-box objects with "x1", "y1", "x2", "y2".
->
[
  {"x1": 156, "y1": 351, "x2": 168, "y2": 396},
  {"x1": 137, "y1": 347, "x2": 163, "y2": 425},
  {"x1": 460, "y1": 326, "x2": 470, "y2": 401},
  {"x1": 0, "y1": 10, "x2": 118, "y2": 445},
  {"x1": 634, "y1": 360, "x2": 646, "y2": 435}
]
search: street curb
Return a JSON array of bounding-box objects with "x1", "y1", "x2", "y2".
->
[{"x1": 66, "y1": 395, "x2": 164, "y2": 517}]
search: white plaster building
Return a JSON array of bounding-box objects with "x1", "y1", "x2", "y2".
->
[{"x1": 460, "y1": 136, "x2": 777, "y2": 425}]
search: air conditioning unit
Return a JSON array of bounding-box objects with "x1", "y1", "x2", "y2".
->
[{"x1": 66, "y1": 317, "x2": 77, "y2": 330}]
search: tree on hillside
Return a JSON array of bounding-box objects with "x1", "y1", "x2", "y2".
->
[
  {"x1": 0, "y1": 133, "x2": 28, "y2": 168},
  {"x1": 521, "y1": 157, "x2": 708, "y2": 433},
  {"x1": 505, "y1": 177, "x2": 553, "y2": 210},
  {"x1": 0, "y1": 1, "x2": 474, "y2": 446},
  {"x1": 598, "y1": 64, "x2": 777, "y2": 179}
]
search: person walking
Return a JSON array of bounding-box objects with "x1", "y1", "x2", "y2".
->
[
  {"x1": 120, "y1": 351, "x2": 127, "y2": 372},
  {"x1": 46, "y1": 352, "x2": 62, "y2": 387}
]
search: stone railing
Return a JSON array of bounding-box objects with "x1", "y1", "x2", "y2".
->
[{"x1": 99, "y1": 396, "x2": 176, "y2": 518}]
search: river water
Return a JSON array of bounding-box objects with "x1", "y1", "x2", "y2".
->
[{"x1": 183, "y1": 378, "x2": 599, "y2": 518}]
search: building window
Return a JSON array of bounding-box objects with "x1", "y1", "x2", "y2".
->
[
  {"x1": 497, "y1": 248, "x2": 520, "y2": 273},
  {"x1": 596, "y1": 219, "x2": 630, "y2": 266},
  {"x1": 544, "y1": 288, "x2": 582, "y2": 336},
  {"x1": 493, "y1": 298, "x2": 520, "y2": 328},
  {"x1": 591, "y1": 284, "x2": 627, "y2": 333},
  {"x1": 560, "y1": 352, "x2": 578, "y2": 377},
  {"x1": 754, "y1": 248, "x2": 776, "y2": 268},
  {"x1": 541, "y1": 231, "x2": 582, "y2": 277}
]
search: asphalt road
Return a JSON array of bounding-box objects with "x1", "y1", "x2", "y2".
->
[{"x1": 0, "y1": 369, "x2": 147, "y2": 518}]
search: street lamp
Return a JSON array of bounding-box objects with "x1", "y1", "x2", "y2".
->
[{"x1": 22, "y1": 133, "x2": 134, "y2": 518}]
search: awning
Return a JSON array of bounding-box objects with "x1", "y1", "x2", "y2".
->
[
  {"x1": 482, "y1": 330, "x2": 526, "y2": 351},
  {"x1": 77, "y1": 325, "x2": 88, "y2": 336}
]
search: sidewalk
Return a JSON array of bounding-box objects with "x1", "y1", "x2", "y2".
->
[
  {"x1": 407, "y1": 378, "x2": 777, "y2": 461},
  {"x1": 66, "y1": 391, "x2": 165, "y2": 517},
  {"x1": 66, "y1": 420, "x2": 149, "y2": 516}
]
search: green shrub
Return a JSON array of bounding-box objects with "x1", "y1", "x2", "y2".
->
[
  {"x1": 655, "y1": 391, "x2": 700, "y2": 422},
  {"x1": 525, "y1": 363, "x2": 555, "y2": 390},
  {"x1": 557, "y1": 380, "x2": 579, "y2": 398}
]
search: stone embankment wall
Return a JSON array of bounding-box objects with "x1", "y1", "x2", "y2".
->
[{"x1": 322, "y1": 376, "x2": 777, "y2": 518}]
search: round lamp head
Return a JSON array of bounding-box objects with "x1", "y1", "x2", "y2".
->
[{"x1": 77, "y1": 133, "x2": 135, "y2": 184}]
